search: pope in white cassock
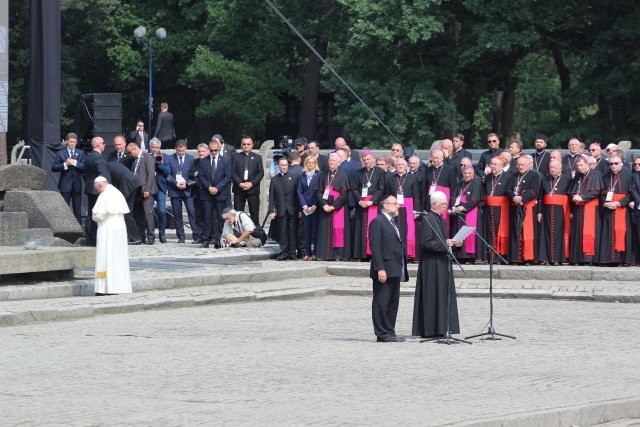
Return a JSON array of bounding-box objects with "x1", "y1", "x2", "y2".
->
[{"x1": 93, "y1": 176, "x2": 132, "y2": 295}]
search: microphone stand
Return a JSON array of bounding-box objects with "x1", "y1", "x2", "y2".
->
[
  {"x1": 414, "y1": 211, "x2": 471, "y2": 345},
  {"x1": 453, "y1": 211, "x2": 516, "y2": 341}
]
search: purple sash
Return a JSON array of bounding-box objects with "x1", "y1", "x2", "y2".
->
[
  {"x1": 329, "y1": 186, "x2": 345, "y2": 248},
  {"x1": 460, "y1": 194, "x2": 477, "y2": 253}
]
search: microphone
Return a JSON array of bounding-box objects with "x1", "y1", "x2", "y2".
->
[
  {"x1": 413, "y1": 211, "x2": 429, "y2": 216},
  {"x1": 447, "y1": 210, "x2": 462, "y2": 216}
]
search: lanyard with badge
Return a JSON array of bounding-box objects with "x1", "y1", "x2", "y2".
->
[
  {"x1": 490, "y1": 172, "x2": 502, "y2": 196},
  {"x1": 606, "y1": 173, "x2": 620, "y2": 202},
  {"x1": 455, "y1": 180, "x2": 471, "y2": 206},
  {"x1": 361, "y1": 168, "x2": 373, "y2": 197},
  {"x1": 429, "y1": 166, "x2": 441, "y2": 195},
  {"x1": 396, "y1": 174, "x2": 405, "y2": 204},
  {"x1": 323, "y1": 171, "x2": 336, "y2": 200},
  {"x1": 550, "y1": 175, "x2": 561, "y2": 195},
  {"x1": 514, "y1": 170, "x2": 528, "y2": 196}
]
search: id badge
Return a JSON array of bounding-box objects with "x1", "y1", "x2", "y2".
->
[
  {"x1": 514, "y1": 190, "x2": 518, "y2": 196},
  {"x1": 176, "y1": 173, "x2": 183, "y2": 182},
  {"x1": 429, "y1": 185, "x2": 436, "y2": 196},
  {"x1": 571, "y1": 170, "x2": 576, "y2": 179},
  {"x1": 244, "y1": 169, "x2": 249, "y2": 180},
  {"x1": 361, "y1": 187, "x2": 368, "y2": 197},
  {"x1": 484, "y1": 166, "x2": 491, "y2": 175},
  {"x1": 606, "y1": 191, "x2": 613, "y2": 202},
  {"x1": 455, "y1": 196, "x2": 461, "y2": 206},
  {"x1": 323, "y1": 188, "x2": 330, "y2": 200},
  {"x1": 397, "y1": 193, "x2": 405, "y2": 205}
]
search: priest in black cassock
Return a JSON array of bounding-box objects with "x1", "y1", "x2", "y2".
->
[
  {"x1": 569, "y1": 157, "x2": 603, "y2": 265},
  {"x1": 538, "y1": 160, "x2": 572, "y2": 265},
  {"x1": 386, "y1": 158, "x2": 422, "y2": 260},
  {"x1": 531, "y1": 134, "x2": 551, "y2": 177},
  {"x1": 449, "y1": 165, "x2": 484, "y2": 263},
  {"x1": 597, "y1": 155, "x2": 635, "y2": 265},
  {"x1": 482, "y1": 156, "x2": 513, "y2": 262},
  {"x1": 353, "y1": 150, "x2": 386, "y2": 260},
  {"x1": 315, "y1": 152, "x2": 352, "y2": 260},
  {"x1": 412, "y1": 191, "x2": 462, "y2": 339},
  {"x1": 506, "y1": 156, "x2": 541, "y2": 264},
  {"x1": 424, "y1": 148, "x2": 457, "y2": 234}
]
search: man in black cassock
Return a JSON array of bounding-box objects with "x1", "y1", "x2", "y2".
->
[
  {"x1": 268, "y1": 157, "x2": 299, "y2": 261},
  {"x1": 531, "y1": 134, "x2": 551, "y2": 177},
  {"x1": 506, "y1": 156, "x2": 541, "y2": 264},
  {"x1": 369, "y1": 196, "x2": 409, "y2": 343},
  {"x1": 569, "y1": 157, "x2": 603, "y2": 265},
  {"x1": 538, "y1": 160, "x2": 572, "y2": 265},
  {"x1": 424, "y1": 148, "x2": 457, "y2": 234},
  {"x1": 315, "y1": 153, "x2": 351, "y2": 260},
  {"x1": 413, "y1": 191, "x2": 462, "y2": 339},
  {"x1": 353, "y1": 151, "x2": 386, "y2": 259},
  {"x1": 597, "y1": 155, "x2": 635, "y2": 265},
  {"x1": 482, "y1": 156, "x2": 513, "y2": 262},
  {"x1": 449, "y1": 165, "x2": 484, "y2": 263},
  {"x1": 386, "y1": 158, "x2": 422, "y2": 260}
]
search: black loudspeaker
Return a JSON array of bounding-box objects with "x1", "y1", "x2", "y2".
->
[{"x1": 73, "y1": 93, "x2": 122, "y2": 153}]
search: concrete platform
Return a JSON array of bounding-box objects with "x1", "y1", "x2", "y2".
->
[{"x1": 0, "y1": 246, "x2": 94, "y2": 281}]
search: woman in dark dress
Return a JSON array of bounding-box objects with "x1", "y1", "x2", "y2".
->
[{"x1": 297, "y1": 156, "x2": 321, "y2": 260}]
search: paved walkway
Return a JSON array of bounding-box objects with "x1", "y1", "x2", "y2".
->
[{"x1": 2, "y1": 295, "x2": 640, "y2": 426}]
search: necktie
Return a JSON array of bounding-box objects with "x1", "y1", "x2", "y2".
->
[
  {"x1": 211, "y1": 156, "x2": 217, "y2": 181},
  {"x1": 140, "y1": 132, "x2": 145, "y2": 150},
  {"x1": 179, "y1": 156, "x2": 183, "y2": 169},
  {"x1": 70, "y1": 150, "x2": 74, "y2": 157},
  {"x1": 134, "y1": 158, "x2": 139, "y2": 174},
  {"x1": 390, "y1": 218, "x2": 400, "y2": 238},
  {"x1": 118, "y1": 152, "x2": 122, "y2": 160}
]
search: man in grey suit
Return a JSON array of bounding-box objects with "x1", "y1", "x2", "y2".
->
[
  {"x1": 154, "y1": 102, "x2": 176, "y2": 149},
  {"x1": 127, "y1": 142, "x2": 159, "y2": 244},
  {"x1": 369, "y1": 195, "x2": 409, "y2": 342}
]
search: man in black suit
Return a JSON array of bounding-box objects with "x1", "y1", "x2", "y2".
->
[
  {"x1": 167, "y1": 139, "x2": 198, "y2": 243},
  {"x1": 107, "y1": 161, "x2": 142, "y2": 244},
  {"x1": 232, "y1": 136, "x2": 264, "y2": 225},
  {"x1": 211, "y1": 134, "x2": 237, "y2": 159},
  {"x1": 108, "y1": 135, "x2": 134, "y2": 168},
  {"x1": 127, "y1": 121, "x2": 149, "y2": 151},
  {"x1": 198, "y1": 138, "x2": 232, "y2": 248},
  {"x1": 269, "y1": 157, "x2": 299, "y2": 260},
  {"x1": 83, "y1": 136, "x2": 111, "y2": 246},
  {"x1": 369, "y1": 195, "x2": 409, "y2": 342},
  {"x1": 51, "y1": 132, "x2": 85, "y2": 222},
  {"x1": 127, "y1": 142, "x2": 159, "y2": 244},
  {"x1": 335, "y1": 137, "x2": 362, "y2": 169},
  {"x1": 154, "y1": 103, "x2": 176, "y2": 149},
  {"x1": 189, "y1": 143, "x2": 209, "y2": 244},
  {"x1": 308, "y1": 140, "x2": 328, "y2": 171}
]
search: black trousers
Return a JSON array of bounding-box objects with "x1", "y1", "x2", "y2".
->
[
  {"x1": 233, "y1": 192, "x2": 260, "y2": 226},
  {"x1": 85, "y1": 194, "x2": 98, "y2": 246},
  {"x1": 372, "y1": 277, "x2": 401, "y2": 339},
  {"x1": 124, "y1": 188, "x2": 141, "y2": 243},
  {"x1": 202, "y1": 198, "x2": 226, "y2": 244},
  {"x1": 192, "y1": 196, "x2": 203, "y2": 240},
  {"x1": 61, "y1": 189, "x2": 82, "y2": 223},
  {"x1": 277, "y1": 212, "x2": 297, "y2": 257},
  {"x1": 134, "y1": 193, "x2": 155, "y2": 240}
]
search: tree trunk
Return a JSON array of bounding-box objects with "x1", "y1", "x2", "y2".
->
[
  {"x1": 551, "y1": 44, "x2": 571, "y2": 126},
  {"x1": 298, "y1": 41, "x2": 327, "y2": 140}
]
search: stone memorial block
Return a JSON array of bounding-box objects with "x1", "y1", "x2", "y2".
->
[
  {"x1": 4, "y1": 190, "x2": 83, "y2": 243},
  {"x1": 0, "y1": 164, "x2": 47, "y2": 191},
  {"x1": 0, "y1": 212, "x2": 29, "y2": 246}
]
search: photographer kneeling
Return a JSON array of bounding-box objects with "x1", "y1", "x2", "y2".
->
[{"x1": 222, "y1": 208, "x2": 262, "y2": 248}]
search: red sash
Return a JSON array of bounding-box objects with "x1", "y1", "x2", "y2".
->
[
  {"x1": 576, "y1": 198, "x2": 598, "y2": 256},
  {"x1": 515, "y1": 199, "x2": 537, "y2": 261},
  {"x1": 399, "y1": 197, "x2": 416, "y2": 258},
  {"x1": 328, "y1": 186, "x2": 345, "y2": 248},
  {"x1": 485, "y1": 195, "x2": 510, "y2": 254},
  {"x1": 543, "y1": 194, "x2": 570, "y2": 258},
  {"x1": 363, "y1": 195, "x2": 378, "y2": 255},
  {"x1": 611, "y1": 194, "x2": 627, "y2": 252}
]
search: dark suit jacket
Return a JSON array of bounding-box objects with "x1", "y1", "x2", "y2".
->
[
  {"x1": 189, "y1": 157, "x2": 203, "y2": 199},
  {"x1": 316, "y1": 154, "x2": 329, "y2": 172},
  {"x1": 167, "y1": 153, "x2": 196, "y2": 198},
  {"x1": 297, "y1": 171, "x2": 321, "y2": 210},
  {"x1": 154, "y1": 111, "x2": 175, "y2": 141},
  {"x1": 198, "y1": 154, "x2": 232, "y2": 201},
  {"x1": 232, "y1": 151, "x2": 264, "y2": 195},
  {"x1": 127, "y1": 131, "x2": 149, "y2": 150},
  {"x1": 108, "y1": 161, "x2": 142, "y2": 198},
  {"x1": 107, "y1": 150, "x2": 133, "y2": 165},
  {"x1": 131, "y1": 152, "x2": 159, "y2": 195},
  {"x1": 220, "y1": 143, "x2": 237, "y2": 160},
  {"x1": 51, "y1": 147, "x2": 85, "y2": 193},
  {"x1": 369, "y1": 213, "x2": 408, "y2": 281},
  {"x1": 348, "y1": 150, "x2": 362, "y2": 169},
  {"x1": 84, "y1": 150, "x2": 111, "y2": 195},
  {"x1": 631, "y1": 173, "x2": 640, "y2": 217},
  {"x1": 268, "y1": 172, "x2": 298, "y2": 217}
]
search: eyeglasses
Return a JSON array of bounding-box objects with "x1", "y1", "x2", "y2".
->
[
  {"x1": 634, "y1": 163, "x2": 640, "y2": 167},
  {"x1": 210, "y1": 149, "x2": 219, "y2": 153},
  {"x1": 391, "y1": 148, "x2": 401, "y2": 152},
  {"x1": 609, "y1": 162, "x2": 620, "y2": 165},
  {"x1": 589, "y1": 148, "x2": 598, "y2": 151},
  {"x1": 488, "y1": 139, "x2": 498, "y2": 143}
]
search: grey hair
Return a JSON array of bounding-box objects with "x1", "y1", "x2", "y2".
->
[
  {"x1": 430, "y1": 190, "x2": 447, "y2": 205},
  {"x1": 149, "y1": 137, "x2": 161, "y2": 146}
]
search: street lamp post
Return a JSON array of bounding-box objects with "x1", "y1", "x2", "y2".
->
[{"x1": 134, "y1": 26, "x2": 167, "y2": 134}]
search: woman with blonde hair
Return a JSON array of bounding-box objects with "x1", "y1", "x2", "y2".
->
[{"x1": 297, "y1": 155, "x2": 321, "y2": 260}]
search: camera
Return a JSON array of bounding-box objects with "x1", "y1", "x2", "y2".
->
[
  {"x1": 151, "y1": 152, "x2": 163, "y2": 164},
  {"x1": 278, "y1": 135, "x2": 295, "y2": 150},
  {"x1": 273, "y1": 147, "x2": 292, "y2": 164}
]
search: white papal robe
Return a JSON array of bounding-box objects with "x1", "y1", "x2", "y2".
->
[{"x1": 92, "y1": 184, "x2": 132, "y2": 294}]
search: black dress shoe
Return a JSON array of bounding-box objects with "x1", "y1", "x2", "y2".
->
[
  {"x1": 159, "y1": 236, "x2": 167, "y2": 243},
  {"x1": 287, "y1": 254, "x2": 297, "y2": 260},
  {"x1": 214, "y1": 242, "x2": 222, "y2": 249},
  {"x1": 193, "y1": 238, "x2": 203, "y2": 244},
  {"x1": 129, "y1": 240, "x2": 142, "y2": 245},
  {"x1": 177, "y1": 239, "x2": 185, "y2": 244},
  {"x1": 146, "y1": 238, "x2": 155, "y2": 245},
  {"x1": 200, "y1": 243, "x2": 210, "y2": 248},
  {"x1": 276, "y1": 254, "x2": 288, "y2": 261}
]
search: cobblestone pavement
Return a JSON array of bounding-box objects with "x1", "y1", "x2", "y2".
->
[{"x1": 2, "y1": 295, "x2": 640, "y2": 426}]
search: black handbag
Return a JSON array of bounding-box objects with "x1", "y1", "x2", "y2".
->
[{"x1": 240, "y1": 212, "x2": 268, "y2": 245}]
